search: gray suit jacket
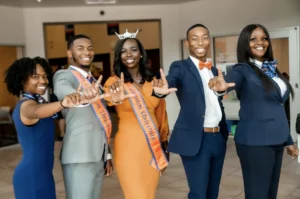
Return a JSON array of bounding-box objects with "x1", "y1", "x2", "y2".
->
[{"x1": 53, "y1": 68, "x2": 108, "y2": 164}]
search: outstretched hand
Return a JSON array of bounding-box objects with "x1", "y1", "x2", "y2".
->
[
  {"x1": 208, "y1": 67, "x2": 235, "y2": 91},
  {"x1": 152, "y1": 69, "x2": 177, "y2": 95},
  {"x1": 78, "y1": 75, "x2": 104, "y2": 100},
  {"x1": 108, "y1": 72, "x2": 135, "y2": 103}
]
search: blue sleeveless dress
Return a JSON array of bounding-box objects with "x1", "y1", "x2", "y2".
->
[{"x1": 12, "y1": 100, "x2": 56, "y2": 199}]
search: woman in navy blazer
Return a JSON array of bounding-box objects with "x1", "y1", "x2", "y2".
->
[{"x1": 209, "y1": 24, "x2": 298, "y2": 199}]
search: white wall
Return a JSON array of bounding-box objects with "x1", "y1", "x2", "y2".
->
[
  {"x1": 0, "y1": 6, "x2": 25, "y2": 45},
  {"x1": 21, "y1": 0, "x2": 300, "y2": 129},
  {"x1": 23, "y1": 5, "x2": 180, "y2": 67},
  {"x1": 179, "y1": 0, "x2": 300, "y2": 37}
]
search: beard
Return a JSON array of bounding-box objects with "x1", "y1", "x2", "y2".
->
[{"x1": 72, "y1": 54, "x2": 91, "y2": 69}]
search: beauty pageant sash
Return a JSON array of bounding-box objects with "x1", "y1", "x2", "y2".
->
[
  {"x1": 71, "y1": 70, "x2": 112, "y2": 144},
  {"x1": 124, "y1": 82, "x2": 168, "y2": 171}
]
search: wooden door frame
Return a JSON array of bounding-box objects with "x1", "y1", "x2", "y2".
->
[{"x1": 42, "y1": 19, "x2": 163, "y2": 69}]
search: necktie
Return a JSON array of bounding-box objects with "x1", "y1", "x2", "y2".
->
[
  {"x1": 87, "y1": 73, "x2": 94, "y2": 83},
  {"x1": 198, "y1": 61, "x2": 212, "y2": 70},
  {"x1": 262, "y1": 60, "x2": 278, "y2": 78}
]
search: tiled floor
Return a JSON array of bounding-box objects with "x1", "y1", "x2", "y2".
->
[{"x1": 1, "y1": 138, "x2": 300, "y2": 199}]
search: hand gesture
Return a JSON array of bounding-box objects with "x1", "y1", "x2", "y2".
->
[
  {"x1": 208, "y1": 68, "x2": 235, "y2": 91},
  {"x1": 108, "y1": 73, "x2": 135, "y2": 103},
  {"x1": 61, "y1": 84, "x2": 83, "y2": 108},
  {"x1": 286, "y1": 145, "x2": 299, "y2": 159},
  {"x1": 80, "y1": 75, "x2": 103, "y2": 100},
  {"x1": 105, "y1": 159, "x2": 113, "y2": 177},
  {"x1": 152, "y1": 69, "x2": 177, "y2": 95}
]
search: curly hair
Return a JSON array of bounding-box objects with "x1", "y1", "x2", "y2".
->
[
  {"x1": 4, "y1": 57, "x2": 53, "y2": 96},
  {"x1": 113, "y1": 38, "x2": 153, "y2": 83}
]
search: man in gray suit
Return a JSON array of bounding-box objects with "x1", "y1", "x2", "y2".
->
[{"x1": 53, "y1": 35, "x2": 113, "y2": 199}]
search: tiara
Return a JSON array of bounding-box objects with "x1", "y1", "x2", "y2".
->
[{"x1": 115, "y1": 29, "x2": 139, "y2": 40}]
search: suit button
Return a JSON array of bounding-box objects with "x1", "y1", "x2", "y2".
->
[
  {"x1": 202, "y1": 115, "x2": 205, "y2": 118},
  {"x1": 281, "y1": 103, "x2": 283, "y2": 106}
]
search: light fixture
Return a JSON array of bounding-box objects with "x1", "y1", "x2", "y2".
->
[
  {"x1": 37, "y1": 0, "x2": 42, "y2": 2},
  {"x1": 85, "y1": 0, "x2": 117, "y2": 5}
]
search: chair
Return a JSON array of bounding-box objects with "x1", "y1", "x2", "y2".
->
[{"x1": 0, "y1": 106, "x2": 15, "y2": 138}]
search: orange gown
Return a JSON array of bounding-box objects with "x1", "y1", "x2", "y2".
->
[{"x1": 104, "y1": 77, "x2": 169, "y2": 199}]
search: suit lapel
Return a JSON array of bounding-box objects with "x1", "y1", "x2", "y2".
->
[
  {"x1": 211, "y1": 67, "x2": 218, "y2": 76},
  {"x1": 185, "y1": 58, "x2": 205, "y2": 101},
  {"x1": 246, "y1": 66, "x2": 289, "y2": 102},
  {"x1": 282, "y1": 86, "x2": 290, "y2": 102}
]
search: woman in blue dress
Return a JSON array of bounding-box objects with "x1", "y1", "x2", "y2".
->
[{"x1": 4, "y1": 57, "x2": 102, "y2": 199}]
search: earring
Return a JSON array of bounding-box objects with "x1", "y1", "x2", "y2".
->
[{"x1": 140, "y1": 56, "x2": 143, "y2": 58}]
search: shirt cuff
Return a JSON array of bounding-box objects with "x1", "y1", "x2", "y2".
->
[
  {"x1": 214, "y1": 90, "x2": 227, "y2": 96},
  {"x1": 106, "y1": 153, "x2": 112, "y2": 160},
  {"x1": 155, "y1": 92, "x2": 164, "y2": 97}
]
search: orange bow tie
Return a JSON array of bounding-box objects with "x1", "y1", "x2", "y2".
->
[{"x1": 198, "y1": 61, "x2": 212, "y2": 70}]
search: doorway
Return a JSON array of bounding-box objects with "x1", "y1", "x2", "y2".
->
[{"x1": 0, "y1": 45, "x2": 24, "y2": 147}]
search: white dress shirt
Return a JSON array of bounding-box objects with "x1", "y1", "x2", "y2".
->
[
  {"x1": 250, "y1": 59, "x2": 287, "y2": 97},
  {"x1": 190, "y1": 56, "x2": 222, "y2": 128},
  {"x1": 69, "y1": 65, "x2": 91, "y2": 78},
  {"x1": 69, "y1": 65, "x2": 112, "y2": 160}
]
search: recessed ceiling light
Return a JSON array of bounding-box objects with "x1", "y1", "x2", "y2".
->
[{"x1": 37, "y1": 0, "x2": 42, "y2": 2}]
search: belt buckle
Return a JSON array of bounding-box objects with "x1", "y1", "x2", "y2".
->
[{"x1": 213, "y1": 127, "x2": 219, "y2": 133}]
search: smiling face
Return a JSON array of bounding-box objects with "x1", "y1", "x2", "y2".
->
[
  {"x1": 67, "y1": 38, "x2": 94, "y2": 69},
  {"x1": 120, "y1": 39, "x2": 141, "y2": 69},
  {"x1": 23, "y1": 64, "x2": 49, "y2": 95},
  {"x1": 186, "y1": 26, "x2": 210, "y2": 61},
  {"x1": 249, "y1": 27, "x2": 269, "y2": 62}
]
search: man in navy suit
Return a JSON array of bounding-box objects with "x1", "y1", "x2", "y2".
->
[{"x1": 152, "y1": 24, "x2": 229, "y2": 199}]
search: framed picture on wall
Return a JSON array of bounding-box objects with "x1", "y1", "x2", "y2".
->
[
  {"x1": 65, "y1": 24, "x2": 75, "y2": 41},
  {"x1": 212, "y1": 35, "x2": 239, "y2": 100},
  {"x1": 107, "y1": 23, "x2": 119, "y2": 35}
]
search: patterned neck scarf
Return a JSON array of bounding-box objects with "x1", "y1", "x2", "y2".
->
[
  {"x1": 261, "y1": 60, "x2": 278, "y2": 78},
  {"x1": 22, "y1": 92, "x2": 58, "y2": 119},
  {"x1": 250, "y1": 58, "x2": 278, "y2": 78}
]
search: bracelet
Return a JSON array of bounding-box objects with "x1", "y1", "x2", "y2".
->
[
  {"x1": 112, "y1": 101, "x2": 123, "y2": 105},
  {"x1": 60, "y1": 100, "x2": 68, "y2": 109}
]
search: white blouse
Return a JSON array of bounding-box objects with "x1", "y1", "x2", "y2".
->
[{"x1": 250, "y1": 59, "x2": 287, "y2": 97}]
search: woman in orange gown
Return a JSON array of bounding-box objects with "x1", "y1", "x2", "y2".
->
[{"x1": 104, "y1": 37, "x2": 169, "y2": 199}]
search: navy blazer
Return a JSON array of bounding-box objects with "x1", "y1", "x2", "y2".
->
[
  {"x1": 224, "y1": 63, "x2": 293, "y2": 146},
  {"x1": 165, "y1": 58, "x2": 228, "y2": 156}
]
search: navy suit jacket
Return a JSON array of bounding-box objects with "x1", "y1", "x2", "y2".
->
[
  {"x1": 165, "y1": 58, "x2": 228, "y2": 156},
  {"x1": 224, "y1": 63, "x2": 293, "y2": 146}
]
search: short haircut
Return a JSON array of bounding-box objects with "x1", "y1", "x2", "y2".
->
[
  {"x1": 67, "y1": 34, "x2": 91, "y2": 49},
  {"x1": 186, "y1": 24, "x2": 209, "y2": 39}
]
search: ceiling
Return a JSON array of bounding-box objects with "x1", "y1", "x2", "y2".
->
[{"x1": 0, "y1": 0, "x2": 199, "y2": 8}]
